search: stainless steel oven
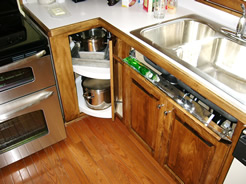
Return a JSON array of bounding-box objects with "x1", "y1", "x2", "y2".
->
[
  {"x1": 0, "y1": 0, "x2": 66, "y2": 168},
  {"x1": 0, "y1": 50, "x2": 66, "y2": 168}
]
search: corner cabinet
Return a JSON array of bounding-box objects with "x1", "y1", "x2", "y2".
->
[{"x1": 122, "y1": 58, "x2": 231, "y2": 184}]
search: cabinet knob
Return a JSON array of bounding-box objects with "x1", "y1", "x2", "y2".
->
[
  {"x1": 164, "y1": 108, "x2": 174, "y2": 115},
  {"x1": 157, "y1": 104, "x2": 165, "y2": 109}
]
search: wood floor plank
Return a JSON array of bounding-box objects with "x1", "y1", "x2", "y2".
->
[
  {"x1": 22, "y1": 156, "x2": 40, "y2": 184},
  {"x1": 51, "y1": 142, "x2": 84, "y2": 184},
  {"x1": 38, "y1": 149, "x2": 62, "y2": 184},
  {"x1": 8, "y1": 163, "x2": 23, "y2": 184},
  {"x1": 86, "y1": 117, "x2": 174, "y2": 184},
  {"x1": 79, "y1": 117, "x2": 142, "y2": 183},
  {"x1": 13, "y1": 160, "x2": 32, "y2": 184},
  {"x1": 1, "y1": 116, "x2": 176, "y2": 184},
  {"x1": 86, "y1": 118, "x2": 152, "y2": 183},
  {"x1": 65, "y1": 125, "x2": 111, "y2": 184},
  {"x1": 70, "y1": 120, "x2": 103, "y2": 162},
  {"x1": 1, "y1": 165, "x2": 14, "y2": 184},
  {"x1": 57, "y1": 141, "x2": 90, "y2": 184},
  {"x1": 71, "y1": 118, "x2": 139, "y2": 184},
  {"x1": 31, "y1": 150, "x2": 60, "y2": 184},
  {"x1": 44, "y1": 146, "x2": 70, "y2": 184},
  {"x1": 83, "y1": 117, "x2": 154, "y2": 184},
  {"x1": 0, "y1": 169, "x2": 6, "y2": 184}
]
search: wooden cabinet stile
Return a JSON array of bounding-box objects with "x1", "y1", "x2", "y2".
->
[{"x1": 49, "y1": 34, "x2": 80, "y2": 121}]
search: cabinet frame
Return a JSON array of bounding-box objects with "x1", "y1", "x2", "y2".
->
[
  {"x1": 123, "y1": 60, "x2": 169, "y2": 155},
  {"x1": 122, "y1": 54, "x2": 232, "y2": 183}
]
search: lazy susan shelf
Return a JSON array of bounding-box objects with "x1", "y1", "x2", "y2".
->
[
  {"x1": 75, "y1": 76, "x2": 112, "y2": 118},
  {"x1": 72, "y1": 52, "x2": 110, "y2": 79}
]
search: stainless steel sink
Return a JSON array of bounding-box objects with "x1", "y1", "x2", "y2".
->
[
  {"x1": 175, "y1": 37, "x2": 246, "y2": 93},
  {"x1": 131, "y1": 14, "x2": 246, "y2": 106},
  {"x1": 140, "y1": 19, "x2": 216, "y2": 49}
]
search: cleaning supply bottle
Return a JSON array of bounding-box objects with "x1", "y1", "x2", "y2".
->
[
  {"x1": 123, "y1": 56, "x2": 160, "y2": 82},
  {"x1": 167, "y1": 0, "x2": 178, "y2": 14}
]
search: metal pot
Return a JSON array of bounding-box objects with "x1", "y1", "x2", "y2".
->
[
  {"x1": 82, "y1": 78, "x2": 111, "y2": 110},
  {"x1": 80, "y1": 28, "x2": 107, "y2": 52}
]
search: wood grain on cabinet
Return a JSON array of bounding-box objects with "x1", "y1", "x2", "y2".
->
[
  {"x1": 196, "y1": 0, "x2": 246, "y2": 16},
  {"x1": 167, "y1": 118, "x2": 215, "y2": 183},
  {"x1": 49, "y1": 34, "x2": 80, "y2": 121},
  {"x1": 162, "y1": 99, "x2": 231, "y2": 184},
  {"x1": 109, "y1": 40, "x2": 115, "y2": 121},
  {"x1": 123, "y1": 59, "x2": 232, "y2": 183},
  {"x1": 111, "y1": 38, "x2": 131, "y2": 119},
  {"x1": 130, "y1": 80, "x2": 160, "y2": 151},
  {"x1": 123, "y1": 63, "x2": 165, "y2": 154},
  {"x1": 20, "y1": 9, "x2": 246, "y2": 124}
]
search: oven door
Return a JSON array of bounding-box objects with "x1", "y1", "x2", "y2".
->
[
  {"x1": 0, "y1": 50, "x2": 56, "y2": 105},
  {"x1": 0, "y1": 85, "x2": 66, "y2": 168}
]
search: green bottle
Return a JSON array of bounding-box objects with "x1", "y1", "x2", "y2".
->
[
  {"x1": 139, "y1": 66, "x2": 153, "y2": 78},
  {"x1": 124, "y1": 56, "x2": 160, "y2": 82}
]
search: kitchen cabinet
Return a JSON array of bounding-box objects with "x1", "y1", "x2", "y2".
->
[
  {"x1": 123, "y1": 62, "x2": 165, "y2": 154},
  {"x1": 47, "y1": 20, "x2": 101, "y2": 122},
  {"x1": 21, "y1": 1, "x2": 246, "y2": 182},
  {"x1": 111, "y1": 37, "x2": 131, "y2": 119},
  {"x1": 162, "y1": 99, "x2": 231, "y2": 184},
  {"x1": 72, "y1": 34, "x2": 112, "y2": 119},
  {"x1": 21, "y1": 5, "x2": 245, "y2": 181},
  {"x1": 40, "y1": 20, "x2": 234, "y2": 182},
  {"x1": 122, "y1": 54, "x2": 231, "y2": 183},
  {"x1": 196, "y1": 0, "x2": 245, "y2": 16}
]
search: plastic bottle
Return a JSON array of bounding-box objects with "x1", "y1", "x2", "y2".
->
[
  {"x1": 124, "y1": 56, "x2": 160, "y2": 82},
  {"x1": 127, "y1": 58, "x2": 153, "y2": 78},
  {"x1": 167, "y1": 0, "x2": 178, "y2": 14}
]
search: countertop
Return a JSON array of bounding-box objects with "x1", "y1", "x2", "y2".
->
[{"x1": 23, "y1": 0, "x2": 246, "y2": 114}]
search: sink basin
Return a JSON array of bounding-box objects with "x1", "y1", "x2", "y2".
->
[
  {"x1": 140, "y1": 19, "x2": 216, "y2": 49},
  {"x1": 131, "y1": 14, "x2": 246, "y2": 105},
  {"x1": 175, "y1": 38, "x2": 246, "y2": 94}
]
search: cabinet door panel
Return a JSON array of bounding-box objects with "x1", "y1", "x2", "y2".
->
[
  {"x1": 167, "y1": 118, "x2": 215, "y2": 184},
  {"x1": 131, "y1": 80, "x2": 159, "y2": 151}
]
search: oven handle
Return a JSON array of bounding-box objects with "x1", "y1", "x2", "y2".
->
[
  {"x1": 0, "y1": 90, "x2": 53, "y2": 123},
  {"x1": 0, "y1": 50, "x2": 46, "y2": 73}
]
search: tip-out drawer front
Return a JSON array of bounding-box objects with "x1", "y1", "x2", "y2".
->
[{"x1": 0, "y1": 55, "x2": 56, "y2": 105}]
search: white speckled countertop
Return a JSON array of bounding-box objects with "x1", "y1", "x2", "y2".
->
[
  {"x1": 23, "y1": 0, "x2": 246, "y2": 113},
  {"x1": 23, "y1": 0, "x2": 238, "y2": 31}
]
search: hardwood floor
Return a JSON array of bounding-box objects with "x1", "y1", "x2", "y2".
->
[{"x1": 0, "y1": 116, "x2": 176, "y2": 184}]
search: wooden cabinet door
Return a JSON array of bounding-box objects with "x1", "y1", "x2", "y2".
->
[
  {"x1": 167, "y1": 118, "x2": 215, "y2": 183},
  {"x1": 130, "y1": 80, "x2": 160, "y2": 151},
  {"x1": 123, "y1": 64, "x2": 165, "y2": 154},
  {"x1": 163, "y1": 100, "x2": 230, "y2": 184}
]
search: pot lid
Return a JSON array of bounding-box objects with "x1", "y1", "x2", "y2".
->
[{"x1": 82, "y1": 78, "x2": 110, "y2": 90}]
